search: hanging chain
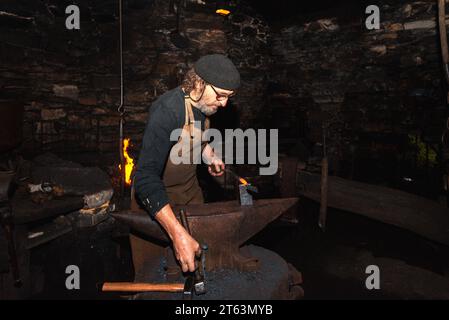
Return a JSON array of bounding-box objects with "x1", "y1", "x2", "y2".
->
[
  {"x1": 118, "y1": 0, "x2": 126, "y2": 200},
  {"x1": 118, "y1": 0, "x2": 125, "y2": 117}
]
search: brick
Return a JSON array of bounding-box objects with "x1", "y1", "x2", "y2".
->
[
  {"x1": 41, "y1": 108, "x2": 66, "y2": 121},
  {"x1": 79, "y1": 95, "x2": 98, "y2": 105},
  {"x1": 52, "y1": 85, "x2": 79, "y2": 100}
]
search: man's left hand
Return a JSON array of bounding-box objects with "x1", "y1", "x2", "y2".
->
[{"x1": 208, "y1": 157, "x2": 225, "y2": 176}]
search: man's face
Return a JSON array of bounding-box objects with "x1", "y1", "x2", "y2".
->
[{"x1": 196, "y1": 84, "x2": 234, "y2": 116}]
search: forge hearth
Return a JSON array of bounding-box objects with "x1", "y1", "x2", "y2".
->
[{"x1": 112, "y1": 198, "x2": 304, "y2": 300}]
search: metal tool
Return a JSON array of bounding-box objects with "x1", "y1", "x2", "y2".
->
[
  {"x1": 220, "y1": 167, "x2": 259, "y2": 205},
  {"x1": 194, "y1": 243, "x2": 207, "y2": 295},
  {"x1": 182, "y1": 275, "x2": 194, "y2": 300},
  {"x1": 239, "y1": 184, "x2": 253, "y2": 205},
  {"x1": 179, "y1": 209, "x2": 206, "y2": 295},
  {"x1": 238, "y1": 183, "x2": 259, "y2": 205},
  {"x1": 213, "y1": 168, "x2": 259, "y2": 206}
]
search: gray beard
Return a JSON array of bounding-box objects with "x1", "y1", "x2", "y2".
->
[{"x1": 197, "y1": 103, "x2": 217, "y2": 116}]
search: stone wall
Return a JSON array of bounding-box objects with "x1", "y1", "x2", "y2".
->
[
  {"x1": 2, "y1": 0, "x2": 448, "y2": 191},
  {"x1": 0, "y1": 0, "x2": 270, "y2": 164},
  {"x1": 268, "y1": 0, "x2": 447, "y2": 187}
]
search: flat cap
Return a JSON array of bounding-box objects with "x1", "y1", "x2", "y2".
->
[{"x1": 194, "y1": 54, "x2": 240, "y2": 90}]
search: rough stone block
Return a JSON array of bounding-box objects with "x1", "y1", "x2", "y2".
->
[
  {"x1": 79, "y1": 95, "x2": 98, "y2": 105},
  {"x1": 52, "y1": 85, "x2": 79, "y2": 100},
  {"x1": 90, "y1": 75, "x2": 120, "y2": 89},
  {"x1": 100, "y1": 116, "x2": 120, "y2": 127},
  {"x1": 403, "y1": 20, "x2": 435, "y2": 30},
  {"x1": 127, "y1": 112, "x2": 148, "y2": 123},
  {"x1": 41, "y1": 108, "x2": 66, "y2": 121}
]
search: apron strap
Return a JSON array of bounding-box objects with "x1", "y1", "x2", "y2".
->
[
  {"x1": 185, "y1": 100, "x2": 195, "y2": 138},
  {"x1": 184, "y1": 96, "x2": 210, "y2": 135},
  {"x1": 183, "y1": 99, "x2": 189, "y2": 126}
]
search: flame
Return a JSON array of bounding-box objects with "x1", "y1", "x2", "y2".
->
[
  {"x1": 216, "y1": 9, "x2": 231, "y2": 16},
  {"x1": 119, "y1": 138, "x2": 134, "y2": 186},
  {"x1": 239, "y1": 177, "x2": 248, "y2": 185}
]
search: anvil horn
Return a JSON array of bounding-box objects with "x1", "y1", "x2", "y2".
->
[{"x1": 111, "y1": 210, "x2": 168, "y2": 242}]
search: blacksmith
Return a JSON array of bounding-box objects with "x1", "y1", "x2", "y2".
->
[{"x1": 134, "y1": 54, "x2": 240, "y2": 274}]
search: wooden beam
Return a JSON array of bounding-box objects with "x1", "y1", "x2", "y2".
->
[{"x1": 297, "y1": 170, "x2": 449, "y2": 247}]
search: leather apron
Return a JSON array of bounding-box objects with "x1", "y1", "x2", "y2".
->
[
  {"x1": 130, "y1": 95, "x2": 209, "y2": 281},
  {"x1": 162, "y1": 95, "x2": 209, "y2": 205}
]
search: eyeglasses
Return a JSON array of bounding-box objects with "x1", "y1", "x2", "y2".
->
[{"x1": 208, "y1": 84, "x2": 235, "y2": 101}]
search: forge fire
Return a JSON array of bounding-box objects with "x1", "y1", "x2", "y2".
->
[{"x1": 2, "y1": 0, "x2": 449, "y2": 306}]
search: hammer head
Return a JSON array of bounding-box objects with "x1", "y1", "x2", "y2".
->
[
  {"x1": 183, "y1": 276, "x2": 194, "y2": 300},
  {"x1": 194, "y1": 278, "x2": 206, "y2": 295},
  {"x1": 193, "y1": 243, "x2": 207, "y2": 295},
  {"x1": 182, "y1": 269, "x2": 205, "y2": 298},
  {"x1": 183, "y1": 244, "x2": 207, "y2": 298}
]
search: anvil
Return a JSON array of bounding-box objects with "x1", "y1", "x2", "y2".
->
[{"x1": 112, "y1": 198, "x2": 298, "y2": 271}]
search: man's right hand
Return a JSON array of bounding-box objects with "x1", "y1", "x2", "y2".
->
[
  {"x1": 172, "y1": 227, "x2": 200, "y2": 273},
  {"x1": 154, "y1": 204, "x2": 200, "y2": 273}
]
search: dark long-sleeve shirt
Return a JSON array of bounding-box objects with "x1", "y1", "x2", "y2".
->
[{"x1": 134, "y1": 86, "x2": 206, "y2": 218}]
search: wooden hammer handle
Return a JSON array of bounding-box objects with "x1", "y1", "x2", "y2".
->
[
  {"x1": 179, "y1": 209, "x2": 191, "y2": 234},
  {"x1": 179, "y1": 210, "x2": 202, "y2": 259},
  {"x1": 102, "y1": 282, "x2": 184, "y2": 292}
]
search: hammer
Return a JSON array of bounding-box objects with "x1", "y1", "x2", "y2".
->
[
  {"x1": 101, "y1": 210, "x2": 207, "y2": 299},
  {"x1": 102, "y1": 282, "x2": 184, "y2": 292},
  {"x1": 179, "y1": 209, "x2": 207, "y2": 295},
  {"x1": 101, "y1": 277, "x2": 195, "y2": 300}
]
